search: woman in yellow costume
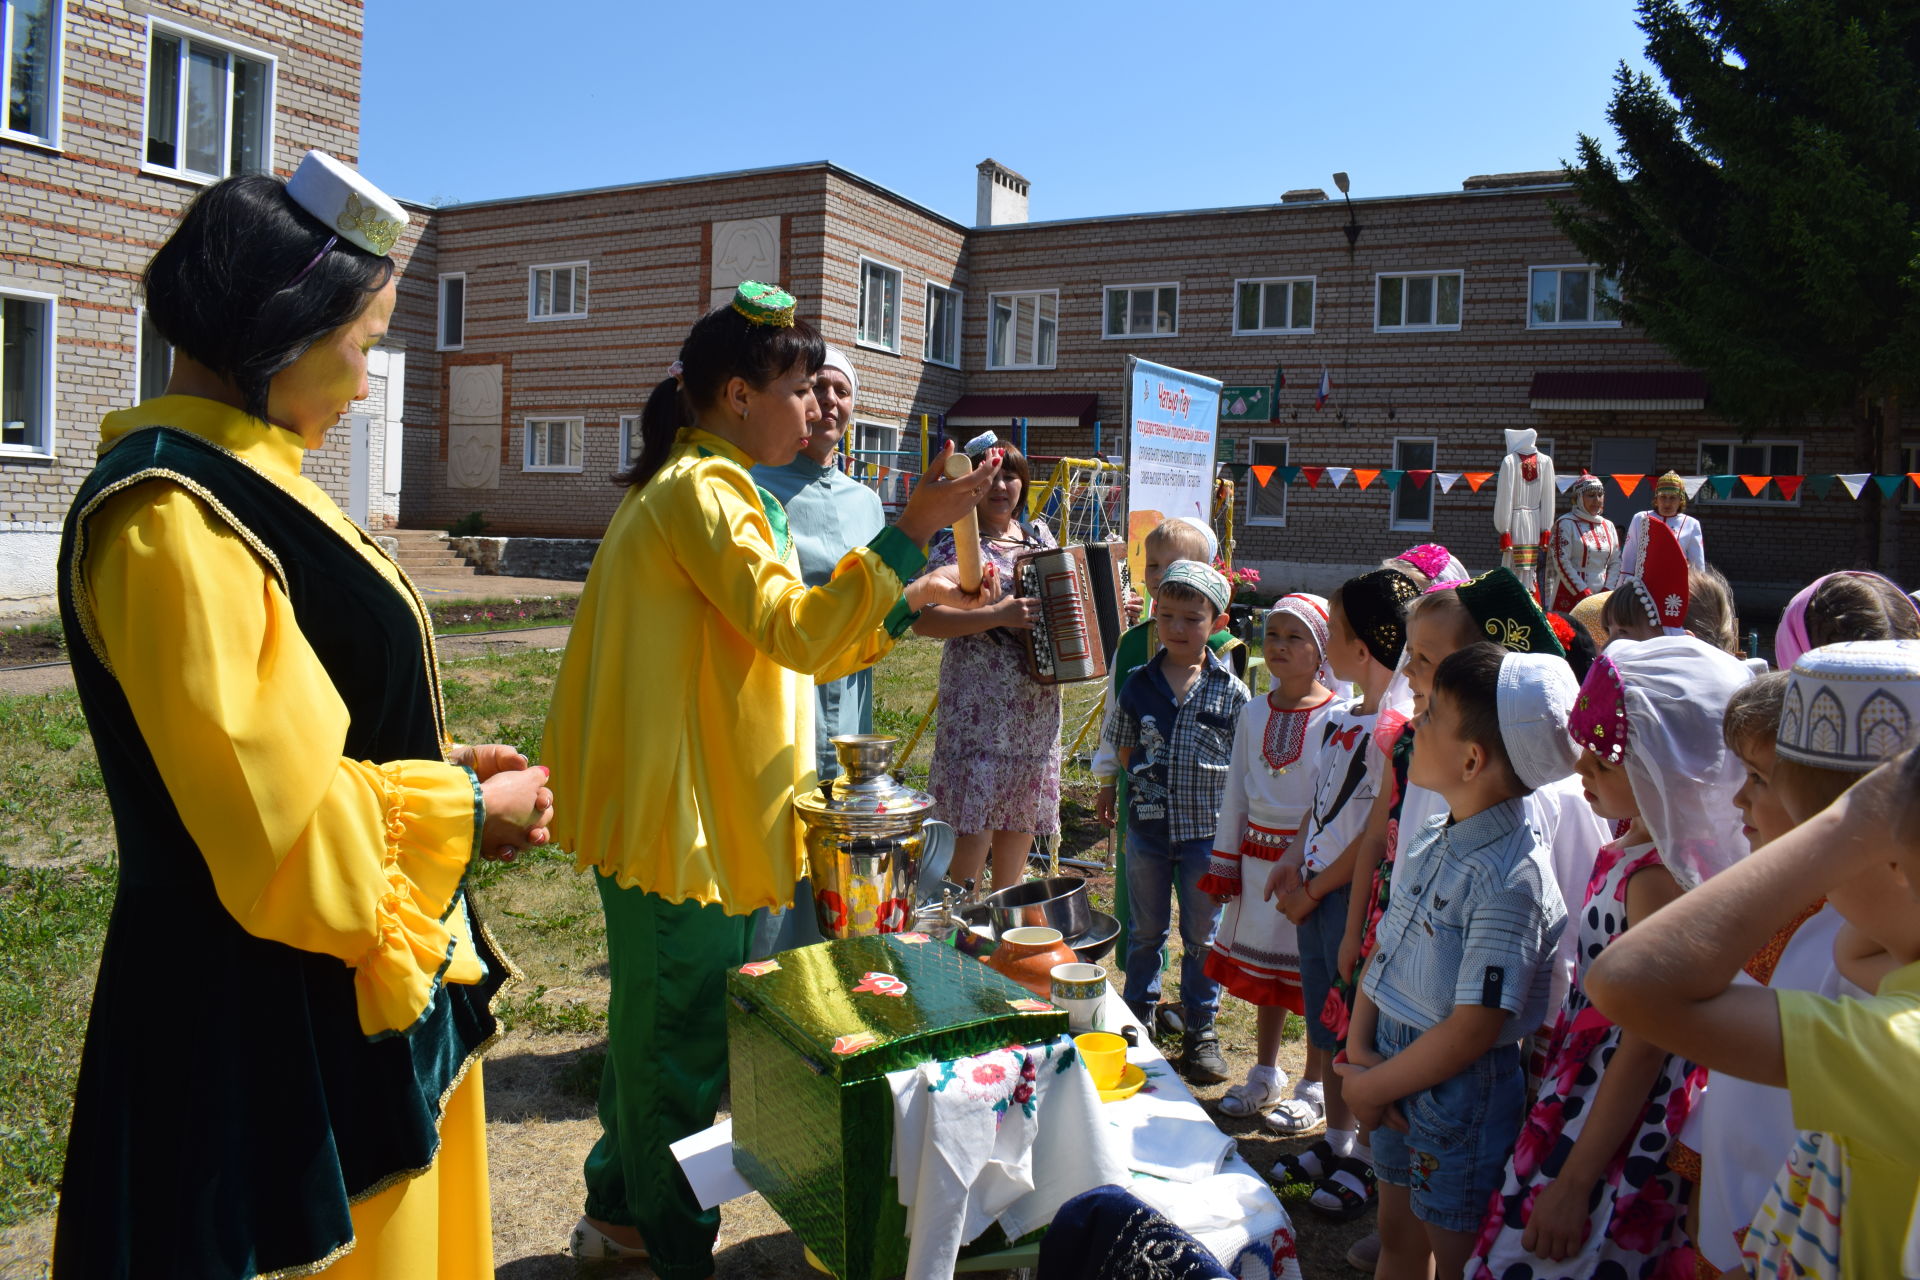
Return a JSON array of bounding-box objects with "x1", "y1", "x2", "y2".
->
[
  {"x1": 53, "y1": 153, "x2": 554, "y2": 1279},
  {"x1": 543, "y1": 284, "x2": 996, "y2": 1278}
]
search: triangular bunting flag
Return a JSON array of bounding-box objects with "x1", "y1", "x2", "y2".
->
[
  {"x1": 1227, "y1": 462, "x2": 1249, "y2": 482},
  {"x1": 1873, "y1": 475, "x2": 1904, "y2": 498},
  {"x1": 1464, "y1": 471, "x2": 1494, "y2": 493},
  {"x1": 1380, "y1": 470, "x2": 1404, "y2": 490},
  {"x1": 1435, "y1": 471, "x2": 1463, "y2": 493},
  {"x1": 1277, "y1": 465, "x2": 1301, "y2": 485},
  {"x1": 1299, "y1": 466, "x2": 1324, "y2": 489},
  {"x1": 1708, "y1": 475, "x2": 1738, "y2": 499},
  {"x1": 1353, "y1": 468, "x2": 1380, "y2": 490},
  {"x1": 1909, "y1": 472, "x2": 1920, "y2": 494},
  {"x1": 1325, "y1": 467, "x2": 1352, "y2": 489},
  {"x1": 1838, "y1": 473, "x2": 1870, "y2": 499},
  {"x1": 1555, "y1": 475, "x2": 1580, "y2": 494},
  {"x1": 1740, "y1": 475, "x2": 1771, "y2": 497},
  {"x1": 1774, "y1": 475, "x2": 1804, "y2": 502},
  {"x1": 865, "y1": 462, "x2": 879, "y2": 479},
  {"x1": 1613, "y1": 474, "x2": 1644, "y2": 497},
  {"x1": 1408, "y1": 469, "x2": 1432, "y2": 490},
  {"x1": 1806, "y1": 474, "x2": 1836, "y2": 499},
  {"x1": 1250, "y1": 465, "x2": 1276, "y2": 487},
  {"x1": 1680, "y1": 475, "x2": 1709, "y2": 500}
]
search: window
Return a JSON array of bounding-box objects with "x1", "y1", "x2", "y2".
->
[
  {"x1": 618, "y1": 414, "x2": 640, "y2": 471},
  {"x1": 523, "y1": 417, "x2": 584, "y2": 472},
  {"x1": 1697, "y1": 439, "x2": 1803, "y2": 505},
  {"x1": 987, "y1": 290, "x2": 1058, "y2": 369},
  {"x1": 852, "y1": 420, "x2": 906, "y2": 507},
  {"x1": 1103, "y1": 283, "x2": 1179, "y2": 338},
  {"x1": 1, "y1": 288, "x2": 56, "y2": 456},
  {"x1": 1529, "y1": 265, "x2": 1620, "y2": 327},
  {"x1": 1375, "y1": 271, "x2": 1463, "y2": 331},
  {"x1": 3, "y1": 0, "x2": 63, "y2": 147},
  {"x1": 924, "y1": 282, "x2": 961, "y2": 367},
  {"x1": 1246, "y1": 438, "x2": 1288, "y2": 527},
  {"x1": 857, "y1": 259, "x2": 902, "y2": 352},
  {"x1": 1390, "y1": 437, "x2": 1437, "y2": 531},
  {"x1": 437, "y1": 274, "x2": 465, "y2": 350},
  {"x1": 144, "y1": 20, "x2": 273, "y2": 180},
  {"x1": 136, "y1": 310, "x2": 171, "y2": 402},
  {"x1": 528, "y1": 263, "x2": 587, "y2": 321},
  {"x1": 1233, "y1": 277, "x2": 1314, "y2": 335}
]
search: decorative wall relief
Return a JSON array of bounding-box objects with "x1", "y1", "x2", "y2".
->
[
  {"x1": 710, "y1": 217, "x2": 780, "y2": 309},
  {"x1": 447, "y1": 364, "x2": 503, "y2": 490}
]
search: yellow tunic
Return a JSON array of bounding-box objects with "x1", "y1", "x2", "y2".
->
[
  {"x1": 542, "y1": 427, "x2": 924, "y2": 912},
  {"x1": 81, "y1": 396, "x2": 495, "y2": 1277}
]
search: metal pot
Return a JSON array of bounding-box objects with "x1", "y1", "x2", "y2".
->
[
  {"x1": 792, "y1": 735, "x2": 934, "y2": 938},
  {"x1": 978, "y1": 875, "x2": 1093, "y2": 941}
]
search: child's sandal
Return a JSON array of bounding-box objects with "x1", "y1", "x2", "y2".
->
[
  {"x1": 1307, "y1": 1157, "x2": 1377, "y2": 1223},
  {"x1": 1266, "y1": 1138, "x2": 1338, "y2": 1200}
]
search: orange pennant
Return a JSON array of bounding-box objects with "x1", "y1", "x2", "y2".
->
[
  {"x1": 1740, "y1": 474, "x2": 1771, "y2": 497},
  {"x1": 1613, "y1": 473, "x2": 1644, "y2": 496},
  {"x1": 1353, "y1": 468, "x2": 1380, "y2": 491},
  {"x1": 1464, "y1": 471, "x2": 1494, "y2": 493},
  {"x1": 1908, "y1": 472, "x2": 1920, "y2": 493},
  {"x1": 1250, "y1": 464, "x2": 1276, "y2": 487}
]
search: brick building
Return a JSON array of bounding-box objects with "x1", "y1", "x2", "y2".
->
[
  {"x1": 0, "y1": 0, "x2": 411, "y2": 606},
  {"x1": 394, "y1": 159, "x2": 1914, "y2": 598}
]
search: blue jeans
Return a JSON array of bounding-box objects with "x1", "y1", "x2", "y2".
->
[
  {"x1": 1296, "y1": 879, "x2": 1352, "y2": 1051},
  {"x1": 1122, "y1": 831, "x2": 1223, "y2": 1031}
]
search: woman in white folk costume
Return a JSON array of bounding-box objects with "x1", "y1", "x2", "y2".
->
[
  {"x1": 1493, "y1": 427, "x2": 1556, "y2": 602},
  {"x1": 1550, "y1": 474, "x2": 1620, "y2": 613},
  {"x1": 53, "y1": 153, "x2": 555, "y2": 1279},
  {"x1": 1612, "y1": 471, "x2": 1706, "y2": 589}
]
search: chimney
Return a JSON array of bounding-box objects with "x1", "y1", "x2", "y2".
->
[
  {"x1": 1280, "y1": 188, "x2": 1329, "y2": 204},
  {"x1": 976, "y1": 159, "x2": 1030, "y2": 226}
]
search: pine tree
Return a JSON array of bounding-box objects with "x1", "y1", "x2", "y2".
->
[{"x1": 1555, "y1": 0, "x2": 1920, "y2": 568}]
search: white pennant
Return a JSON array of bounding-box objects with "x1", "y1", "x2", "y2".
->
[
  {"x1": 1324, "y1": 466, "x2": 1351, "y2": 489},
  {"x1": 1435, "y1": 471, "x2": 1463, "y2": 494},
  {"x1": 1555, "y1": 475, "x2": 1580, "y2": 493},
  {"x1": 1681, "y1": 475, "x2": 1709, "y2": 500},
  {"x1": 1839, "y1": 472, "x2": 1871, "y2": 499}
]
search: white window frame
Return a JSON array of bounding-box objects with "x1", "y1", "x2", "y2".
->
[
  {"x1": 1373, "y1": 270, "x2": 1464, "y2": 333},
  {"x1": 1, "y1": 0, "x2": 66, "y2": 149},
  {"x1": 1388, "y1": 436, "x2": 1438, "y2": 532},
  {"x1": 986, "y1": 289, "x2": 1059, "y2": 370},
  {"x1": 527, "y1": 261, "x2": 588, "y2": 322},
  {"x1": 1905, "y1": 443, "x2": 1920, "y2": 512},
  {"x1": 140, "y1": 16, "x2": 276, "y2": 183},
  {"x1": 1246, "y1": 437, "x2": 1289, "y2": 528},
  {"x1": 1102, "y1": 282, "x2": 1180, "y2": 339},
  {"x1": 134, "y1": 306, "x2": 172, "y2": 403},
  {"x1": 436, "y1": 272, "x2": 466, "y2": 351},
  {"x1": 618, "y1": 413, "x2": 640, "y2": 471},
  {"x1": 923, "y1": 281, "x2": 962, "y2": 368},
  {"x1": 852, "y1": 419, "x2": 906, "y2": 507},
  {"x1": 1527, "y1": 264, "x2": 1621, "y2": 329},
  {"x1": 0, "y1": 284, "x2": 58, "y2": 459},
  {"x1": 1696, "y1": 438, "x2": 1804, "y2": 507},
  {"x1": 1232, "y1": 276, "x2": 1315, "y2": 335},
  {"x1": 856, "y1": 256, "x2": 904, "y2": 354},
  {"x1": 522, "y1": 416, "x2": 584, "y2": 473}
]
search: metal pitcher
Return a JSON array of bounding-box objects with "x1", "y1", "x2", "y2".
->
[{"x1": 792, "y1": 735, "x2": 936, "y2": 938}]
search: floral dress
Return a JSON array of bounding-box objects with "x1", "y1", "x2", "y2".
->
[
  {"x1": 926, "y1": 524, "x2": 1063, "y2": 835},
  {"x1": 1470, "y1": 841, "x2": 1703, "y2": 1280}
]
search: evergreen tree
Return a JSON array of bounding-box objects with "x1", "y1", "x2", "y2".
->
[{"x1": 1556, "y1": 0, "x2": 1920, "y2": 567}]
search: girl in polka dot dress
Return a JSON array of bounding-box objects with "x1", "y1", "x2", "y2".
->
[{"x1": 1471, "y1": 637, "x2": 1754, "y2": 1279}]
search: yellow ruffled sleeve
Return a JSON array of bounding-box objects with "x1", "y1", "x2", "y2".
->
[{"x1": 83, "y1": 480, "x2": 485, "y2": 1038}]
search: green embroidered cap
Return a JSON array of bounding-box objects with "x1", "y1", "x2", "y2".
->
[
  {"x1": 732, "y1": 280, "x2": 797, "y2": 328},
  {"x1": 1454, "y1": 566, "x2": 1566, "y2": 659}
]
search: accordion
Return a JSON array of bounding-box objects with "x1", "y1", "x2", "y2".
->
[{"x1": 1012, "y1": 543, "x2": 1129, "y2": 685}]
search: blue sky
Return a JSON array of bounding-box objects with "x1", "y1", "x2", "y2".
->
[{"x1": 362, "y1": 1, "x2": 1657, "y2": 221}]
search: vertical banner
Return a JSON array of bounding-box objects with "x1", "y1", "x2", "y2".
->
[{"x1": 1125, "y1": 356, "x2": 1222, "y2": 586}]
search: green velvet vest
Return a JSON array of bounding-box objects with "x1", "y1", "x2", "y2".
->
[{"x1": 53, "y1": 427, "x2": 507, "y2": 1280}]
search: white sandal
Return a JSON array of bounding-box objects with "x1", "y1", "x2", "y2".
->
[
  {"x1": 1215, "y1": 1071, "x2": 1289, "y2": 1118},
  {"x1": 570, "y1": 1217, "x2": 650, "y2": 1260},
  {"x1": 1264, "y1": 1092, "x2": 1327, "y2": 1135}
]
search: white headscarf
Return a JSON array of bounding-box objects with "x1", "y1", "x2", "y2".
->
[{"x1": 819, "y1": 344, "x2": 859, "y2": 402}]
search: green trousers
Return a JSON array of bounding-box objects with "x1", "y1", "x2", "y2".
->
[{"x1": 585, "y1": 875, "x2": 753, "y2": 1280}]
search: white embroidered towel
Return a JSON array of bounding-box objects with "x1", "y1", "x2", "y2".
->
[{"x1": 1104, "y1": 1064, "x2": 1235, "y2": 1183}]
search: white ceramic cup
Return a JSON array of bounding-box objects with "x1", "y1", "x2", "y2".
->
[{"x1": 1050, "y1": 961, "x2": 1109, "y2": 1033}]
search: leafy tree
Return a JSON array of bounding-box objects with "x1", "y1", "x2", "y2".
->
[{"x1": 1556, "y1": 0, "x2": 1920, "y2": 567}]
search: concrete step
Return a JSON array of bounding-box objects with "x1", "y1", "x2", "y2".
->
[{"x1": 392, "y1": 554, "x2": 469, "y2": 569}]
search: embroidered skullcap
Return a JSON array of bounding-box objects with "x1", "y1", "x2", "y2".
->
[
  {"x1": 1655, "y1": 470, "x2": 1687, "y2": 507},
  {"x1": 1454, "y1": 567, "x2": 1566, "y2": 659},
  {"x1": 1498, "y1": 651, "x2": 1582, "y2": 790},
  {"x1": 1269, "y1": 592, "x2": 1330, "y2": 668},
  {"x1": 1159, "y1": 560, "x2": 1230, "y2": 614},
  {"x1": 283, "y1": 150, "x2": 408, "y2": 256},
  {"x1": 1628, "y1": 517, "x2": 1690, "y2": 637},
  {"x1": 1341, "y1": 569, "x2": 1421, "y2": 669},
  {"x1": 1393, "y1": 544, "x2": 1453, "y2": 582},
  {"x1": 1569, "y1": 591, "x2": 1611, "y2": 653},
  {"x1": 731, "y1": 280, "x2": 796, "y2": 327},
  {"x1": 818, "y1": 344, "x2": 859, "y2": 402},
  {"x1": 1569, "y1": 474, "x2": 1605, "y2": 500},
  {"x1": 1777, "y1": 640, "x2": 1920, "y2": 772},
  {"x1": 1163, "y1": 516, "x2": 1220, "y2": 565}
]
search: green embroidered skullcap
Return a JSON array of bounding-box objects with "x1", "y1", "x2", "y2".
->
[
  {"x1": 1159, "y1": 560, "x2": 1230, "y2": 613},
  {"x1": 1454, "y1": 567, "x2": 1566, "y2": 659},
  {"x1": 731, "y1": 280, "x2": 796, "y2": 328}
]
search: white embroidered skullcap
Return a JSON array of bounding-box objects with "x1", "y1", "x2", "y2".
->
[
  {"x1": 1778, "y1": 640, "x2": 1920, "y2": 772},
  {"x1": 1168, "y1": 516, "x2": 1219, "y2": 564},
  {"x1": 819, "y1": 345, "x2": 859, "y2": 402},
  {"x1": 1496, "y1": 651, "x2": 1581, "y2": 790},
  {"x1": 284, "y1": 150, "x2": 409, "y2": 257}
]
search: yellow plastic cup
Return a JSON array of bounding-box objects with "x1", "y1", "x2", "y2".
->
[{"x1": 1075, "y1": 1031, "x2": 1128, "y2": 1091}]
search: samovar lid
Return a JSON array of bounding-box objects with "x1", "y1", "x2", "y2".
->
[{"x1": 792, "y1": 734, "x2": 934, "y2": 830}]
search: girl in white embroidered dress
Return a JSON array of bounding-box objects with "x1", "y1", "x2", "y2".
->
[{"x1": 1202, "y1": 594, "x2": 1337, "y2": 1118}]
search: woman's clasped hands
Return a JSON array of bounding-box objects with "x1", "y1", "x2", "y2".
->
[{"x1": 452, "y1": 743, "x2": 556, "y2": 862}]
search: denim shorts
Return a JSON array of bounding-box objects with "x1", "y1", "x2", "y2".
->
[
  {"x1": 1366, "y1": 1011, "x2": 1525, "y2": 1233},
  {"x1": 1295, "y1": 878, "x2": 1351, "y2": 1052}
]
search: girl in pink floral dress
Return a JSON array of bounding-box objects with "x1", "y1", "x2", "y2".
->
[{"x1": 1472, "y1": 636, "x2": 1754, "y2": 1279}]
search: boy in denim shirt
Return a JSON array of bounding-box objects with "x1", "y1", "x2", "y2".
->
[
  {"x1": 1104, "y1": 560, "x2": 1250, "y2": 1082},
  {"x1": 1338, "y1": 644, "x2": 1571, "y2": 1279}
]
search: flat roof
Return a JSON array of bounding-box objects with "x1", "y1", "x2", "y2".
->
[{"x1": 967, "y1": 179, "x2": 1578, "y2": 234}]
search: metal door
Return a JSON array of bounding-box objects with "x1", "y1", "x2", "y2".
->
[{"x1": 347, "y1": 412, "x2": 371, "y2": 527}]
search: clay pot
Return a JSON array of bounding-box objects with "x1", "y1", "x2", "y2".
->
[{"x1": 982, "y1": 926, "x2": 1079, "y2": 998}]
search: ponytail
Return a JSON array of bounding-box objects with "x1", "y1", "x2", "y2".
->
[{"x1": 614, "y1": 377, "x2": 685, "y2": 490}]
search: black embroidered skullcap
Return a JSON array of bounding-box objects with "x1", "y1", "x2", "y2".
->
[
  {"x1": 1454, "y1": 567, "x2": 1566, "y2": 659},
  {"x1": 1341, "y1": 569, "x2": 1421, "y2": 669}
]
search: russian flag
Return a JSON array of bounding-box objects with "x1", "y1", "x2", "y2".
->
[{"x1": 1315, "y1": 367, "x2": 1331, "y2": 410}]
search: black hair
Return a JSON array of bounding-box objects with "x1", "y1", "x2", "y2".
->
[
  {"x1": 143, "y1": 174, "x2": 394, "y2": 423},
  {"x1": 616, "y1": 303, "x2": 825, "y2": 489},
  {"x1": 1552, "y1": 610, "x2": 1599, "y2": 684},
  {"x1": 1430, "y1": 642, "x2": 1526, "y2": 793}
]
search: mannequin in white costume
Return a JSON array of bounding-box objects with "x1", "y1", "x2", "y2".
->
[{"x1": 1492, "y1": 427, "x2": 1556, "y2": 601}]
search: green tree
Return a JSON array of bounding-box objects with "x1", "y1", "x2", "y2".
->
[{"x1": 1556, "y1": 0, "x2": 1920, "y2": 569}]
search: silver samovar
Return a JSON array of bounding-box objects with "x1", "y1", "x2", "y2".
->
[{"x1": 792, "y1": 735, "x2": 937, "y2": 938}]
